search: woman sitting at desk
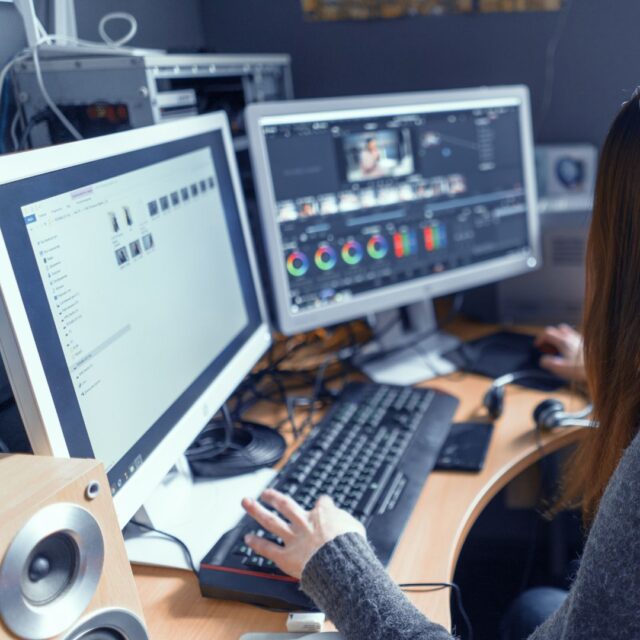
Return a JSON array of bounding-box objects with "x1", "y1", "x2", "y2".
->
[{"x1": 242, "y1": 93, "x2": 640, "y2": 639}]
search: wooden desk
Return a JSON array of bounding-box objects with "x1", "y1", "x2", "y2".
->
[{"x1": 133, "y1": 329, "x2": 586, "y2": 639}]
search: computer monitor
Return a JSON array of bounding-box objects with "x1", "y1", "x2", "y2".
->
[
  {"x1": 0, "y1": 114, "x2": 271, "y2": 538},
  {"x1": 246, "y1": 86, "x2": 540, "y2": 381}
]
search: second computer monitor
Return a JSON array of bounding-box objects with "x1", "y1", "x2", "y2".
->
[
  {"x1": 246, "y1": 86, "x2": 540, "y2": 335},
  {"x1": 0, "y1": 113, "x2": 271, "y2": 528}
]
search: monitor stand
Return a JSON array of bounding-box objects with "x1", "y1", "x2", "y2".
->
[
  {"x1": 354, "y1": 299, "x2": 461, "y2": 386},
  {"x1": 123, "y1": 455, "x2": 275, "y2": 571}
]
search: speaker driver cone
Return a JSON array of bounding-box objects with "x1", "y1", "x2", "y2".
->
[
  {"x1": 75, "y1": 632, "x2": 123, "y2": 640},
  {"x1": 0, "y1": 503, "x2": 104, "y2": 640},
  {"x1": 22, "y1": 532, "x2": 79, "y2": 606},
  {"x1": 64, "y1": 608, "x2": 149, "y2": 640}
]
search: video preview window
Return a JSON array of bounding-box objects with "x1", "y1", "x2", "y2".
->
[{"x1": 343, "y1": 129, "x2": 414, "y2": 182}]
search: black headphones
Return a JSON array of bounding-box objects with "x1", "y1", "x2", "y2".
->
[
  {"x1": 186, "y1": 419, "x2": 286, "y2": 479},
  {"x1": 483, "y1": 369, "x2": 597, "y2": 430}
]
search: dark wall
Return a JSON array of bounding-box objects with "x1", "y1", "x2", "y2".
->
[
  {"x1": 75, "y1": 0, "x2": 206, "y2": 51},
  {"x1": 202, "y1": 0, "x2": 640, "y2": 148},
  {"x1": 0, "y1": 3, "x2": 29, "y2": 63},
  {"x1": 0, "y1": 1, "x2": 205, "y2": 64}
]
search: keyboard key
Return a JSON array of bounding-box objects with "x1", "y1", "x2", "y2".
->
[
  {"x1": 355, "y1": 463, "x2": 396, "y2": 517},
  {"x1": 233, "y1": 545, "x2": 252, "y2": 557}
]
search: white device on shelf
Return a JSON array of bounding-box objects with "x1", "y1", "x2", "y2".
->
[
  {"x1": 52, "y1": 0, "x2": 77, "y2": 41},
  {"x1": 0, "y1": 112, "x2": 272, "y2": 567},
  {"x1": 12, "y1": 53, "x2": 292, "y2": 149},
  {"x1": 535, "y1": 144, "x2": 597, "y2": 202},
  {"x1": 462, "y1": 144, "x2": 596, "y2": 326},
  {"x1": 13, "y1": 0, "x2": 160, "y2": 56},
  {"x1": 246, "y1": 85, "x2": 540, "y2": 384},
  {"x1": 14, "y1": 0, "x2": 77, "y2": 46}
]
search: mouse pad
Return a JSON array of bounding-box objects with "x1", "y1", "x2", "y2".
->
[
  {"x1": 435, "y1": 421, "x2": 493, "y2": 473},
  {"x1": 443, "y1": 331, "x2": 565, "y2": 391}
]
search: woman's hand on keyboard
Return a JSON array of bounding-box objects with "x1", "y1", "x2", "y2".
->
[{"x1": 241, "y1": 488, "x2": 366, "y2": 579}]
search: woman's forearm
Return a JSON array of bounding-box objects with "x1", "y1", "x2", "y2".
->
[{"x1": 301, "y1": 533, "x2": 453, "y2": 640}]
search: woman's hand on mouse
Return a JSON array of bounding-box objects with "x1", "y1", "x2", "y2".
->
[
  {"x1": 535, "y1": 324, "x2": 586, "y2": 383},
  {"x1": 241, "y1": 489, "x2": 366, "y2": 579}
]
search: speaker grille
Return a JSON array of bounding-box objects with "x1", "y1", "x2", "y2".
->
[
  {"x1": 75, "y1": 631, "x2": 124, "y2": 640},
  {"x1": 64, "y1": 608, "x2": 149, "y2": 640},
  {"x1": 550, "y1": 236, "x2": 586, "y2": 267},
  {"x1": 0, "y1": 503, "x2": 104, "y2": 640},
  {"x1": 21, "y1": 532, "x2": 79, "y2": 606}
]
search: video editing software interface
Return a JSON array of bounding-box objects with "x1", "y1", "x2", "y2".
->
[{"x1": 262, "y1": 99, "x2": 530, "y2": 314}]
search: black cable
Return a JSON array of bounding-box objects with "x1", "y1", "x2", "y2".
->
[
  {"x1": 229, "y1": 333, "x2": 357, "y2": 441},
  {"x1": 0, "y1": 396, "x2": 15, "y2": 413},
  {"x1": 221, "y1": 402, "x2": 234, "y2": 452},
  {"x1": 237, "y1": 364, "x2": 304, "y2": 437},
  {"x1": 0, "y1": 395, "x2": 16, "y2": 453},
  {"x1": 249, "y1": 602, "x2": 314, "y2": 614},
  {"x1": 399, "y1": 581, "x2": 473, "y2": 640},
  {"x1": 230, "y1": 350, "x2": 319, "y2": 420},
  {"x1": 185, "y1": 421, "x2": 232, "y2": 460},
  {"x1": 0, "y1": 75, "x2": 12, "y2": 155},
  {"x1": 399, "y1": 582, "x2": 451, "y2": 592},
  {"x1": 186, "y1": 414, "x2": 281, "y2": 461},
  {"x1": 129, "y1": 520, "x2": 199, "y2": 577},
  {"x1": 18, "y1": 110, "x2": 50, "y2": 151},
  {"x1": 18, "y1": 118, "x2": 37, "y2": 151},
  {"x1": 296, "y1": 354, "x2": 333, "y2": 438},
  {"x1": 222, "y1": 317, "x2": 383, "y2": 441},
  {"x1": 537, "y1": 0, "x2": 574, "y2": 135},
  {"x1": 227, "y1": 297, "x2": 464, "y2": 440},
  {"x1": 270, "y1": 368, "x2": 302, "y2": 436}
]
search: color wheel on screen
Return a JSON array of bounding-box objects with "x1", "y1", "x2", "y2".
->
[
  {"x1": 367, "y1": 235, "x2": 389, "y2": 260},
  {"x1": 315, "y1": 245, "x2": 337, "y2": 271},
  {"x1": 341, "y1": 240, "x2": 363, "y2": 265},
  {"x1": 286, "y1": 251, "x2": 309, "y2": 277}
]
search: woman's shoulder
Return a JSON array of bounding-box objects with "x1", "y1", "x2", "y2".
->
[
  {"x1": 617, "y1": 427, "x2": 640, "y2": 474},
  {"x1": 594, "y1": 427, "x2": 640, "y2": 523}
]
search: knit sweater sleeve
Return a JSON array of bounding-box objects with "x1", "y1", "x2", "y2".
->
[
  {"x1": 528, "y1": 429, "x2": 640, "y2": 640},
  {"x1": 301, "y1": 432, "x2": 640, "y2": 640},
  {"x1": 300, "y1": 531, "x2": 454, "y2": 640}
]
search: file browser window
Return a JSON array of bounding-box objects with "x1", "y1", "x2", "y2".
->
[{"x1": 21, "y1": 148, "x2": 248, "y2": 470}]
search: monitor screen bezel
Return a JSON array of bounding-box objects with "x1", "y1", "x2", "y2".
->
[
  {"x1": 246, "y1": 85, "x2": 540, "y2": 335},
  {"x1": 0, "y1": 113, "x2": 271, "y2": 526}
]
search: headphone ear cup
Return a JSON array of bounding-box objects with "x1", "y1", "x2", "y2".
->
[
  {"x1": 484, "y1": 385, "x2": 505, "y2": 420},
  {"x1": 533, "y1": 398, "x2": 565, "y2": 430}
]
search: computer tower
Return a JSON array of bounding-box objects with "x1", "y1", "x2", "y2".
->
[
  {"x1": 462, "y1": 144, "x2": 596, "y2": 326},
  {"x1": 11, "y1": 53, "x2": 293, "y2": 150},
  {"x1": 463, "y1": 196, "x2": 592, "y2": 326}
]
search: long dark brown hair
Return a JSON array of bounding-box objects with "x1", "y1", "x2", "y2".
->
[{"x1": 559, "y1": 92, "x2": 640, "y2": 524}]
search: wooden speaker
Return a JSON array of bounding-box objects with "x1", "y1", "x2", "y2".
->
[{"x1": 0, "y1": 455, "x2": 148, "y2": 640}]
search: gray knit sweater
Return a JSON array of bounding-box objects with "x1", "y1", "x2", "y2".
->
[{"x1": 300, "y1": 430, "x2": 640, "y2": 639}]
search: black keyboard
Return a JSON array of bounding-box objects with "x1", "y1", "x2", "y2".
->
[{"x1": 199, "y1": 382, "x2": 459, "y2": 609}]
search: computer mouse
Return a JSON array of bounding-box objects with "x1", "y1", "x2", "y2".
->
[{"x1": 536, "y1": 342, "x2": 561, "y2": 357}]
